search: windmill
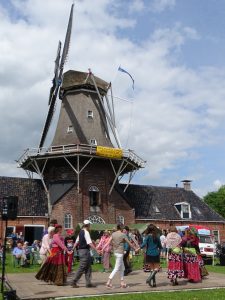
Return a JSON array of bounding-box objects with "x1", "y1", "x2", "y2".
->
[{"x1": 18, "y1": 3, "x2": 146, "y2": 225}]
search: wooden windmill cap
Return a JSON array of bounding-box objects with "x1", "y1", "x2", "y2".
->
[{"x1": 62, "y1": 70, "x2": 109, "y2": 94}]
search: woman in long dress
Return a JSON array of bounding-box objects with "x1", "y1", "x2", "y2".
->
[
  {"x1": 180, "y1": 228, "x2": 202, "y2": 283},
  {"x1": 97, "y1": 231, "x2": 112, "y2": 272},
  {"x1": 165, "y1": 226, "x2": 184, "y2": 285},
  {"x1": 36, "y1": 225, "x2": 71, "y2": 286}
]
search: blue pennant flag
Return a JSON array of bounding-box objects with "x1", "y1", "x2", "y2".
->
[{"x1": 118, "y1": 66, "x2": 134, "y2": 90}]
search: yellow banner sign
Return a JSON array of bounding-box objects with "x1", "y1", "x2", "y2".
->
[{"x1": 96, "y1": 146, "x2": 123, "y2": 159}]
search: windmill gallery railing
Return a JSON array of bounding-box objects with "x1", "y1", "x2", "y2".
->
[{"x1": 17, "y1": 144, "x2": 146, "y2": 168}]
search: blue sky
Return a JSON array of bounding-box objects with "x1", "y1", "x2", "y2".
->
[{"x1": 1, "y1": 0, "x2": 225, "y2": 197}]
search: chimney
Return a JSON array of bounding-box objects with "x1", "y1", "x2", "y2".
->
[{"x1": 181, "y1": 180, "x2": 192, "y2": 191}]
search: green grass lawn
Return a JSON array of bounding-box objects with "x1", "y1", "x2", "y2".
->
[
  {"x1": 2, "y1": 252, "x2": 225, "y2": 275},
  {"x1": 1, "y1": 253, "x2": 225, "y2": 299},
  {"x1": 60, "y1": 289, "x2": 225, "y2": 300}
]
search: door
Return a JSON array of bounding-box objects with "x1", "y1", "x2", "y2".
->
[{"x1": 24, "y1": 226, "x2": 44, "y2": 245}]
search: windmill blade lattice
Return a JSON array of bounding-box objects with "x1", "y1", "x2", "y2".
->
[
  {"x1": 39, "y1": 4, "x2": 74, "y2": 148},
  {"x1": 48, "y1": 41, "x2": 62, "y2": 106}
]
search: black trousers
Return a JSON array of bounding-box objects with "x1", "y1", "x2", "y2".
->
[{"x1": 123, "y1": 250, "x2": 132, "y2": 274}]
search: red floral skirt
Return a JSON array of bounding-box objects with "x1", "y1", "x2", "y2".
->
[
  {"x1": 183, "y1": 253, "x2": 201, "y2": 282},
  {"x1": 167, "y1": 253, "x2": 184, "y2": 280}
]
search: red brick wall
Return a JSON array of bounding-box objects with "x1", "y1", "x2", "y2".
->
[
  {"x1": 0, "y1": 217, "x2": 48, "y2": 239},
  {"x1": 48, "y1": 158, "x2": 135, "y2": 228}
]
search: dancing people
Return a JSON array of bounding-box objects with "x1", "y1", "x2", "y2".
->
[
  {"x1": 180, "y1": 228, "x2": 202, "y2": 283},
  {"x1": 140, "y1": 224, "x2": 162, "y2": 287},
  {"x1": 36, "y1": 224, "x2": 70, "y2": 286},
  {"x1": 165, "y1": 226, "x2": 184, "y2": 285},
  {"x1": 123, "y1": 226, "x2": 132, "y2": 276},
  {"x1": 71, "y1": 220, "x2": 100, "y2": 288},
  {"x1": 39, "y1": 226, "x2": 55, "y2": 264},
  {"x1": 97, "y1": 230, "x2": 112, "y2": 272},
  {"x1": 102, "y1": 224, "x2": 138, "y2": 289},
  {"x1": 64, "y1": 229, "x2": 76, "y2": 273}
]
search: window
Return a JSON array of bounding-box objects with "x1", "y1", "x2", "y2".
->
[
  {"x1": 88, "y1": 215, "x2": 105, "y2": 224},
  {"x1": 199, "y1": 236, "x2": 213, "y2": 243},
  {"x1": 67, "y1": 125, "x2": 73, "y2": 133},
  {"x1": 117, "y1": 215, "x2": 124, "y2": 225},
  {"x1": 174, "y1": 202, "x2": 191, "y2": 219},
  {"x1": 90, "y1": 139, "x2": 97, "y2": 146},
  {"x1": 6, "y1": 226, "x2": 15, "y2": 237},
  {"x1": 64, "y1": 213, "x2": 73, "y2": 229},
  {"x1": 87, "y1": 110, "x2": 93, "y2": 119},
  {"x1": 212, "y1": 230, "x2": 220, "y2": 243},
  {"x1": 89, "y1": 186, "x2": 100, "y2": 207}
]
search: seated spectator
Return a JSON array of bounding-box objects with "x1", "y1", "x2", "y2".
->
[
  {"x1": 23, "y1": 242, "x2": 31, "y2": 266},
  {"x1": 12, "y1": 242, "x2": 25, "y2": 266},
  {"x1": 32, "y1": 240, "x2": 41, "y2": 252}
]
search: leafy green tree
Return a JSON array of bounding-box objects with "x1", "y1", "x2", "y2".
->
[{"x1": 203, "y1": 186, "x2": 225, "y2": 218}]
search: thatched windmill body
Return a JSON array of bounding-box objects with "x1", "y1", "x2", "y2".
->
[{"x1": 18, "y1": 4, "x2": 145, "y2": 226}]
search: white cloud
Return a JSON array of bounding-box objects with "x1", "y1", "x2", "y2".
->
[
  {"x1": 128, "y1": 0, "x2": 145, "y2": 14},
  {"x1": 213, "y1": 180, "x2": 223, "y2": 190},
  {"x1": 150, "y1": 0, "x2": 176, "y2": 13}
]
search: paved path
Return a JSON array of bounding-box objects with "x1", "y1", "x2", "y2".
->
[{"x1": 7, "y1": 269, "x2": 225, "y2": 299}]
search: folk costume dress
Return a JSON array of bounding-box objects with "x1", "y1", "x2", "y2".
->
[
  {"x1": 65, "y1": 233, "x2": 76, "y2": 273},
  {"x1": 97, "y1": 234, "x2": 112, "y2": 271},
  {"x1": 180, "y1": 233, "x2": 202, "y2": 283},
  {"x1": 165, "y1": 232, "x2": 184, "y2": 283},
  {"x1": 35, "y1": 233, "x2": 67, "y2": 286}
]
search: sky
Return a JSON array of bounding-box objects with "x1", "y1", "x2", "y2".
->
[{"x1": 1, "y1": 0, "x2": 225, "y2": 197}]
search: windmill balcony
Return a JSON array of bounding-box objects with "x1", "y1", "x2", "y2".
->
[{"x1": 17, "y1": 144, "x2": 146, "y2": 171}]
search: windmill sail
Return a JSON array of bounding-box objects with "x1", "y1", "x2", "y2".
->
[
  {"x1": 59, "y1": 3, "x2": 74, "y2": 78},
  {"x1": 39, "y1": 4, "x2": 74, "y2": 148},
  {"x1": 48, "y1": 41, "x2": 61, "y2": 106}
]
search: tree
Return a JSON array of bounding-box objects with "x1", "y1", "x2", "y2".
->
[{"x1": 203, "y1": 185, "x2": 225, "y2": 219}]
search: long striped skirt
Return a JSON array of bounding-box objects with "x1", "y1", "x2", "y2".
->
[{"x1": 35, "y1": 247, "x2": 67, "y2": 286}]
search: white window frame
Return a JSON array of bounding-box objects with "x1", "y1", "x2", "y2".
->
[
  {"x1": 212, "y1": 230, "x2": 220, "y2": 244},
  {"x1": 174, "y1": 202, "x2": 192, "y2": 219},
  {"x1": 88, "y1": 215, "x2": 105, "y2": 224},
  {"x1": 67, "y1": 125, "x2": 73, "y2": 133},
  {"x1": 24, "y1": 224, "x2": 45, "y2": 228},
  {"x1": 117, "y1": 215, "x2": 125, "y2": 225},
  {"x1": 64, "y1": 213, "x2": 73, "y2": 229},
  {"x1": 87, "y1": 110, "x2": 93, "y2": 119},
  {"x1": 90, "y1": 139, "x2": 97, "y2": 146}
]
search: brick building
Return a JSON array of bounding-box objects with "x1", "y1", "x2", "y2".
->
[
  {"x1": 121, "y1": 180, "x2": 225, "y2": 243},
  {"x1": 1, "y1": 176, "x2": 225, "y2": 244}
]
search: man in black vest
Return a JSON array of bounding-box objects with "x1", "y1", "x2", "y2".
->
[{"x1": 71, "y1": 220, "x2": 99, "y2": 288}]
